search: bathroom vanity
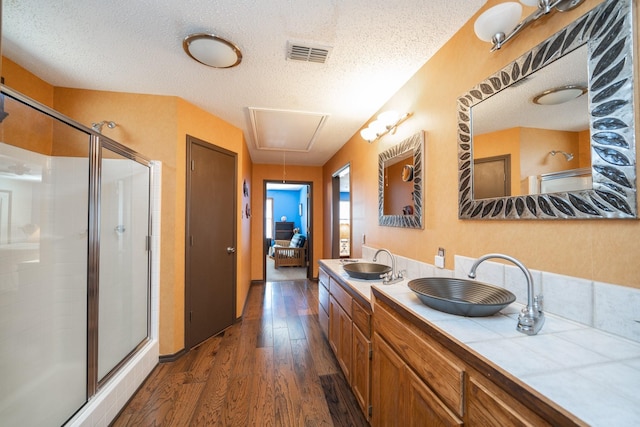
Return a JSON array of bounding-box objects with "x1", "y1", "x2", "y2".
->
[{"x1": 318, "y1": 258, "x2": 640, "y2": 426}]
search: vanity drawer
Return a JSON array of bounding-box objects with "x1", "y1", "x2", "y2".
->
[
  {"x1": 374, "y1": 299, "x2": 465, "y2": 417},
  {"x1": 319, "y1": 268, "x2": 330, "y2": 290},
  {"x1": 318, "y1": 280, "x2": 330, "y2": 314},
  {"x1": 352, "y1": 298, "x2": 371, "y2": 338},
  {"x1": 466, "y1": 374, "x2": 550, "y2": 426},
  {"x1": 330, "y1": 277, "x2": 352, "y2": 317}
]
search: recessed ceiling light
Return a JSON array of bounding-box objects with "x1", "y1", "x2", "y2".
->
[
  {"x1": 532, "y1": 85, "x2": 587, "y2": 105},
  {"x1": 183, "y1": 33, "x2": 242, "y2": 68}
]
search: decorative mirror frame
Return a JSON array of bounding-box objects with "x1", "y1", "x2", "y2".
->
[
  {"x1": 379, "y1": 131, "x2": 424, "y2": 228},
  {"x1": 458, "y1": 0, "x2": 637, "y2": 220}
]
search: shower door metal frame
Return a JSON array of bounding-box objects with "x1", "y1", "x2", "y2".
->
[
  {"x1": 1, "y1": 85, "x2": 154, "y2": 401},
  {"x1": 91, "y1": 137, "x2": 154, "y2": 393}
]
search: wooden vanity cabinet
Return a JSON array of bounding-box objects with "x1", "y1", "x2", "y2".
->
[
  {"x1": 371, "y1": 289, "x2": 585, "y2": 427},
  {"x1": 319, "y1": 266, "x2": 373, "y2": 421},
  {"x1": 372, "y1": 299, "x2": 463, "y2": 427}
]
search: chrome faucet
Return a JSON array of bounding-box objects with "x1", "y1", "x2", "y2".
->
[
  {"x1": 468, "y1": 253, "x2": 544, "y2": 335},
  {"x1": 373, "y1": 248, "x2": 403, "y2": 284}
]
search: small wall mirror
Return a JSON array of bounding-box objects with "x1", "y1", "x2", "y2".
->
[
  {"x1": 458, "y1": 0, "x2": 637, "y2": 219},
  {"x1": 379, "y1": 131, "x2": 424, "y2": 228}
]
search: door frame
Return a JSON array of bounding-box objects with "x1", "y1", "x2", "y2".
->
[
  {"x1": 262, "y1": 180, "x2": 313, "y2": 281},
  {"x1": 331, "y1": 164, "x2": 350, "y2": 259},
  {"x1": 184, "y1": 135, "x2": 237, "y2": 351}
]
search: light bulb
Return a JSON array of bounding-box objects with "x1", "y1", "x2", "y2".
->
[
  {"x1": 377, "y1": 111, "x2": 400, "y2": 127},
  {"x1": 360, "y1": 127, "x2": 378, "y2": 142},
  {"x1": 369, "y1": 120, "x2": 388, "y2": 135},
  {"x1": 474, "y1": 2, "x2": 523, "y2": 42}
]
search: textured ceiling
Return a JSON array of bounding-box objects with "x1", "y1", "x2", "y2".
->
[{"x1": 2, "y1": 0, "x2": 486, "y2": 166}]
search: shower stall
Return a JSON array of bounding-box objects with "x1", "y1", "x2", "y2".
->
[{"x1": 0, "y1": 87, "x2": 160, "y2": 426}]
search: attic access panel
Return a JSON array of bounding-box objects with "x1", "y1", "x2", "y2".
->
[{"x1": 248, "y1": 107, "x2": 329, "y2": 152}]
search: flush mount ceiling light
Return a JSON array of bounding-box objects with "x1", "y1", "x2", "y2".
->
[
  {"x1": 183, "y1": 33, "x2": 242, "y2": 68},
  {"x1": 360, "y1": 111, "x2": 412, "y2": 143},
  {"x1": 474, "y1": 0, "x2": 585, "y2": 51},
  {"x1": 532, "y1": 85, "x2": 587, "y2": 105}
]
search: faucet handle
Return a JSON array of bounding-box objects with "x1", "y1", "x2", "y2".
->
[
  {"x1": 533, "y1": 294, "x2": 544, "y2": 313},
  {"x1": 534, "y1": 294, "x2": 544, "y2": 312}
]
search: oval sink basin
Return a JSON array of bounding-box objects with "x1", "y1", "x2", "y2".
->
[
  {"x1": 343, "y1": 262, "x2": 392, "y2": 280},
  {"x1": 408, "y1": 277, "x2": 516, "y2": 317}
]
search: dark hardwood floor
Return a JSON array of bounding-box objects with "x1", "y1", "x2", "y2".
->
[{"x1": 111, "y1": 280, "x2": 368, "y2": 426}]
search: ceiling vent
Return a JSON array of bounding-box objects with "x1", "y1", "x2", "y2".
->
[{"x1": 286, "y1": 41, "x2": 332, "y2": 64}]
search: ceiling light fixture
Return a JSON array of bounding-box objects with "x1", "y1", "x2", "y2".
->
[
  {"x1": 183, "y1": 33, "x2": 242, "y2": 68},
  {"x1": 474, "y1": 0, "x2": 585, "y2": 51},
  {"x1": 360, "y1": 111, "x2": 412, "y2": 143},
  {"x1": 532, "y1": 85, "x2": 587, "y2": 105}
]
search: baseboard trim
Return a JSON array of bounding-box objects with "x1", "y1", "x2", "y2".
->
[{"x1": 159, "y1": 348, "x2": 186, "y2": 363}]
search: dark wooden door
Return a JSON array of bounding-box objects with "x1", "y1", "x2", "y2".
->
[
  {"x1": 473, "y1": 154, "x2": 511, "y2": 199},
  {"x1": 186, "y1": 136, "x2": 236, "y2": 349}
]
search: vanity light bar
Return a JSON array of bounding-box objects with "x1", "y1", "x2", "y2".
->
[
  {"x1": 360, "y1": 112, "x2": 412, "y2": 143},
  {"x1": 474, "y1": 0, "x2": 586, "y2": 51}
]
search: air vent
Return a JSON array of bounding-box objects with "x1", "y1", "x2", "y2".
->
[{"x1": 286, "y1": 41, "x2": 331, "y2": 64}]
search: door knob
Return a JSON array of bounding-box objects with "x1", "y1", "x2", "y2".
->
[{"x1": 226, "y1": 247, "x2": 236, "y2": 254}]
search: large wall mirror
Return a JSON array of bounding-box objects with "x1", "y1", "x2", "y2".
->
[
  {"x1": 458, "y1": 0, "x2": 637, "y2": 219},
  {"x1": 379, "y1": 131, "x2": 424, "y2": 228}
]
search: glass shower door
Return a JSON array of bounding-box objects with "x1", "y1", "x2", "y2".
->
[
  {"x1": 97, "y1": 146, "x2": 150, "y2": 381},
  {"x1": 0, "y1": 94, "x2": 89, "y2": 426}
]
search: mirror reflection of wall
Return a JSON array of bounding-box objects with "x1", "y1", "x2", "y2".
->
[
  {"x1": 383, "y1": 152, "x2": 414, "y2": 215},
  {"x1": 471, "y1": 44, "x2": 591, "y2": 199},
  {"x1": 472, "y1": 126, "x2": 591, "y2": 198}
]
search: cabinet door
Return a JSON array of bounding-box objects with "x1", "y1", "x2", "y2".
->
[
  {"x1": 406, "y1": 366, "x2": 463, "y2": 427},
  {"x1": 371, "y1": 333, "x2": 405, "y2": 427},
  {"x1": 352, "y1": 324, "x2": 371, "y2": 419},
  {"x1": 329, "y1": 296, "x2": 352, "y2": 380},
  {"x1": 328, "y1": 296, "x2": 340, "y2": 355}
]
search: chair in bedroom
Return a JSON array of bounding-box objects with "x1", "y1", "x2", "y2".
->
[{"x1": 273, "y1": 233, "x2": 307, "y2": 268}]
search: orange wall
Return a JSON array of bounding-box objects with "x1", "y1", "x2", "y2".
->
[
  {"x1": 519, "y1": 127, "x2": 580, "y2": 178},
  {"x1": 250, "y1": 163, "x2": 323, "y2": 279},
  {"x1": 475, "y1": 126, "x2": 583, "y2": 195},
  {"x1": 2, "y1": 58, "x2": 53, "y2": 107},
  {"x1": 323, "y1": 0, "x2": 640, "y2": 289},
  {"x1": 1, "y1": 58, "x2": 54, "y2": 155}
]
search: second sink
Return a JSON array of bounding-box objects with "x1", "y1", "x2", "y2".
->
[
  {"x1": 343, "y1": 262, "x2": 392, "y2": 280},
  {"x1": 408, "y1": 277, "x2": 516, "y2": 317}
]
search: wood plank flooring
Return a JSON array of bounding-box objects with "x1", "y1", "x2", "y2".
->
[{"x1": 111, "y1": 280, "x2": 368, "y2": 426}]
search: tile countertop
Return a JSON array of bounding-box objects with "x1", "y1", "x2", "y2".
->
[{"x1": 319, "y1": 259, "x2": 640, "y2": 426}]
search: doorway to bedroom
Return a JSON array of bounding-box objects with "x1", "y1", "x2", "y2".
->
[{"x1": 264, "y1": 181, "x2": 312, "y2": 282}]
